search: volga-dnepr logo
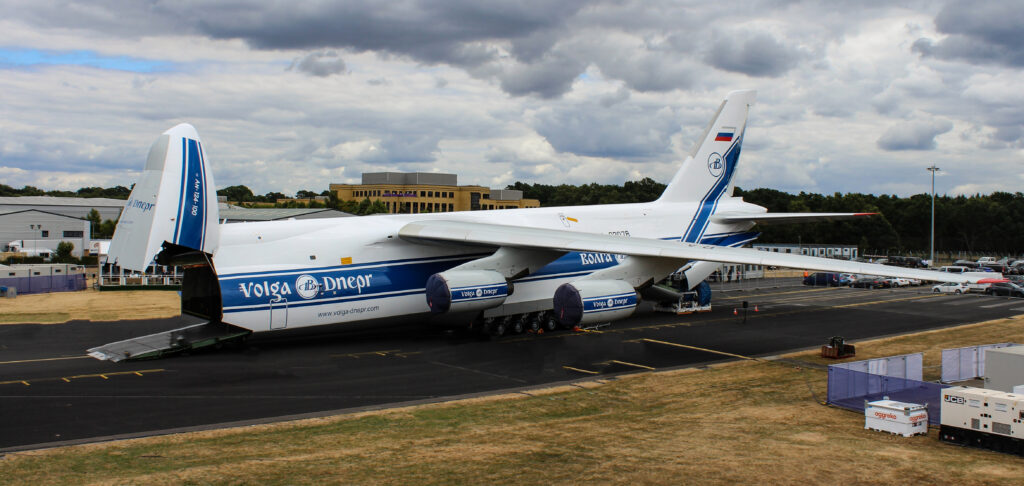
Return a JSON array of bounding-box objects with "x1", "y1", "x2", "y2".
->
[
  {"x1": 707, "y1": 152, "x2": 724, "y2": 178},
  {"x1": 295, "y1": 274, "x2": 320, "y2": 299}
]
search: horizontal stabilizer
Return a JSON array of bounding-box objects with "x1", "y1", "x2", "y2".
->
[{"x1": 710, "y1": 212, "x2": 877, "y2": 225}]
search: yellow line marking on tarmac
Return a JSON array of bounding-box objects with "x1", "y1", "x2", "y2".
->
[
  {"x1": 609, "y1": 360, "x2": 655, "y2": 370},
  {"x1": 716, "y1": 287, "x2": 838, "y2": 300},
  {"x1": 563, "y1": 366, "x2": 599, "y2": 375},
  {"x1": 331, "y1": 349, "x2": 402, "y2": 359},
  {"x1": 642, "y1": 338, "x2": 758, "y2": 361},
  {"x1": 0, "y1": 355, "x2": 90, "y2": 365},
  {"x1": 0, "y1": 369, "x2": 165, "y2": 387}
]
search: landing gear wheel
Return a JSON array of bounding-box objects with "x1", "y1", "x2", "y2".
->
[
  {"x1": 526, "y1": 313, "x2": 541, "y2": 332},
  {"x1": 510, "y1": 316, "x2": 525, "y2": 334},
  {"x1": 490, "y1": 319, "x2": 507, "y2": 337},
  {"x1": 543, "y1": 312, "x2": 559, "y2": 332}
]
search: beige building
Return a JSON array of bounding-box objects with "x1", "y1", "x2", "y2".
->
[{"x1": 329, "y1": 172, "x2": 540, "y2": 214}]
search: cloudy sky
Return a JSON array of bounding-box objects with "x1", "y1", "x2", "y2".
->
[{"x1": 1, "y1": 0, "x2": 1021, "y2": 197}]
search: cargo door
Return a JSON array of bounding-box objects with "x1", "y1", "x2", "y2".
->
[{"x1": 269, "y1": 299, "x2": 288, "y2": 330}]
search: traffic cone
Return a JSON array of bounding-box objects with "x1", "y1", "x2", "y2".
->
[
  {"x1": 733, "y1": 308, "x2": 738, "y2": 315},
  {"x1": 754, "y1": 305, "x2": 759, "y2": 312}
]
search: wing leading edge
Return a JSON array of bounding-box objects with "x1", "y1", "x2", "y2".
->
[{"x1": 398, "y1": 220, "x2": 973, "y2": 284}]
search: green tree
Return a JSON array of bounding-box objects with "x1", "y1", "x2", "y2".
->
[
  {"x1": 218, "y1": 185, "x2": 255, "y2": 203},
  {"x1": 54, "y1": 241, "x2": 75, "y2": 263},
  {"x1": 86, "y1": 209, "x2": 102, "y2": 238}
]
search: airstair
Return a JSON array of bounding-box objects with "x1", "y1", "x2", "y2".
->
[{"x1": 87, "y1": 321, "x2": 251, "y2": 362}]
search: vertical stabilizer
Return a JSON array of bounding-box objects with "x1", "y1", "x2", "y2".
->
[
  {"x1": 658, "y1": 90, "x2": 755, "y2": 204},
  {"x1": 108, "y1": 124, "x2": 219, "y2": 271}
]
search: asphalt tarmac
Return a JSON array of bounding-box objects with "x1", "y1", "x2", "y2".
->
[{"x1": 3, "y1": 281, "x2": 1023, "y2": 452}]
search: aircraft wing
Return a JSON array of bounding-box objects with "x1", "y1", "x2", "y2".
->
[
  {"x1": 399, "y1": 220, "x2": 973, "y2": 283},
  {"x1": 710, "y1": 212, "x2": 877, "y2": 225}
]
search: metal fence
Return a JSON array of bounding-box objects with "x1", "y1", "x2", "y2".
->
[
  {"x1": 827, "y1": 366, "x2": 949, "y2": 425},
  {"x1": 940, "y1": 343, "x2": 1019, "y2": 383}
]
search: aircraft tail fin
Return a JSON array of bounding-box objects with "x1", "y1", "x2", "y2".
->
[
  {"x1": 657, "y1": 90, "x2": 755, "y2": 204},
  {"x1": 108, "y1": 123, "x2": 220, "y2": 271}
]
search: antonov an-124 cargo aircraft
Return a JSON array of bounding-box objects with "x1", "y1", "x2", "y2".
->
[{"x1": 90, "y1": 90, "x2": 975, "y2": 361}]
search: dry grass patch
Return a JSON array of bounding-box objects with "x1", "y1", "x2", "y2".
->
[
  {"x1": 3, "y1": 317, "x2": 1024, "y2": 484},
  {"x1": 0, "y1": 289, "x2": 179, "y2": 324}
]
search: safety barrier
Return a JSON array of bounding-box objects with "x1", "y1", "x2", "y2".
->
[
  {"x1": 940, "y1": 343, "x2": 1018, "y2": 383},
  {"x1": 827, "y1": 366, "x2": 949, "y2": 425}
]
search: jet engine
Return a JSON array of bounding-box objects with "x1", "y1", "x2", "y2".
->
[
  {"x1": 552, "y1": 280, "x2": 638, "y2": 327},
  {"x1": 425, "y1": 270, "x2": 510, "y2": 313}
]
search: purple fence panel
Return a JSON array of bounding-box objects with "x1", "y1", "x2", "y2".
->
[
  {"x1": 828, "y1": 366, "x2": 950, "y2": 425},
  {"x1": 0, "y1": 274, "x2": 85, "y2": 295}
]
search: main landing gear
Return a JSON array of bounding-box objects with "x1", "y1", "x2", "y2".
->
[{"x1": 479, "y1": 311, "x2": 563, "y2": 338}]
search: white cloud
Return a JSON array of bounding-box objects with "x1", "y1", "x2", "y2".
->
[{"x1": 0, "y1": 0, "x2": 1022, "y2": 198}]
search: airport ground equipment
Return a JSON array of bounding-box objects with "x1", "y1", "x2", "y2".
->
[
  {"x1": 983, "y1": 346, "x2": 1024, "y2": 392},
  {"x1": 864, "y1": 399, "x2": 928, "y2": 437},
  {"x1": 939, "y1": 386, "x2": 1024, "y2": 456},
  {"x1": 821, "y1": 335, "x2": 855, "y2": 359}
]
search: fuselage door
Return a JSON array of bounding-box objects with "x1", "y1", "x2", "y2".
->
[{"x1": 269, "y1": 298, "x2": 288, "y2": 330}]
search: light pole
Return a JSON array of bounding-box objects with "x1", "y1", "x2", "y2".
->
[{"x1": 927, "y1": 164, "x2": 940, "y2": 267}]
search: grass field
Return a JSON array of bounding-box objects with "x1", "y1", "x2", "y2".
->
[
  {"x1": 2, "y1": 313, "x2": 1023, "y2": 484},
  {"x1": 0, "y1": 289, "x2": 180, "y2": 324}
]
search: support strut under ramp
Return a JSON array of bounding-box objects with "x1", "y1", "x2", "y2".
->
[{"x1": 87, "y1": 321, "x2": 251, "y2": 362}]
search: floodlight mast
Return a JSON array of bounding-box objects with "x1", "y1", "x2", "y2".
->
[{"x1": 927, "y1": 164, "x2": 940, "y2": 267}]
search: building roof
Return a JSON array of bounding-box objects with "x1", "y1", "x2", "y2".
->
[
  {"x1": 219, "y1": 208, "x2": 353, "y2": 222},
  {"x1": 0, "y1": 208, "x2": 87, "y2": 220},
  {"x1": 0, "y1": 196, "x2": 127, "y2": 208}
]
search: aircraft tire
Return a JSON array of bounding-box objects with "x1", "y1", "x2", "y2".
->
[
  {"x1": 526, "y1": 313, "x2": 541, "y2": 332},
  {"x1": 543, "y1": 312, "x2": 558, "y2": 332},
  {"x1": 511, "y1": 316, "x2": 525, "y2": 334}
]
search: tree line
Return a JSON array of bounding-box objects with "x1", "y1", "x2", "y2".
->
[
  {"x1": 508, "y1": 180, "x2": 1024, "y2": 254},
  {"x1": 7, "y1": 181, "x2": 1022, "y2": 253}
]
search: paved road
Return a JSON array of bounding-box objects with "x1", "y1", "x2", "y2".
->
[{"x1": 2, "y1": 284, "x2": 1022, "y2": 451}]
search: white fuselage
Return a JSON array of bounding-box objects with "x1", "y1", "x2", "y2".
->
[{"x1": 213, "y1": 198, "x2": 762, "y2": 332}]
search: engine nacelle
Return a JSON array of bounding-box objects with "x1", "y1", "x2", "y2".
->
[
  {"x1": 552, "y1": 280, "x2": 638, "y2": 327},
  {"x1": 425, "y1": 270, "x2": 510, "y2": 314}
]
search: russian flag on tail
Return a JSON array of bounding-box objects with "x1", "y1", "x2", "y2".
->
[{"x1": 715, "y1": 127, "x2": 735, "y2": 142}]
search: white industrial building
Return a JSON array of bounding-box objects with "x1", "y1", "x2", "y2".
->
[
  {"x1": 0, "y1": 209, "x2": 91, "y2": 257},
  {"x1": 752, "y1": 243, "x2": 859, "y2": 259}
]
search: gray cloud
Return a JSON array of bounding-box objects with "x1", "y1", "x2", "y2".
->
[
  {"x1": 877, "y1": 119, "x2": 953, "y2": 151},
  {"x1": 704, "y1": 31, "x2": 804, "y2": 77},
  {"x1": 289, "y1": 50, "x2": 346, "y2": 77},
  {"x1": 531, "y1": 101, "x2": 680, "y2": 159},
  {"x1": 914, "y1": 0, "x2": 1024, "y2": 67}
]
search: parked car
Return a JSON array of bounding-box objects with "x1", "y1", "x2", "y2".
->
[
  {"x1": 838, "y1": 273, "x2": 857, "y2": 285},
  {"x1": 939, "y1": 266, "x2": 971, "y2": 274},
  {"x1": 932, "y1": 282, "x2": 970, "y2": 294},
  {"x1": 977, "y1": 257, "x2": 997, "y2": 265},
  {"x1": 888, "y1": 277, "x2": 912, "y2": 287},
  {"x1": 852, "y1": 275, "x2": 889, "y2": 289},
  {"x1": 984, "y1": 282, "x2": 1024, "y2": 298},
  {"x1": 803, "y1": 272, "x2": 840, "y2": 286}
]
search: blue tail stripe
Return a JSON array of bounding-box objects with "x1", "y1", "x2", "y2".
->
[
  {"x1": 172, "y1": 137, "x2": 187, "y2": 245},
  {"x1": 682, "y1": 130, "x2": 744, "y2": 243}
]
